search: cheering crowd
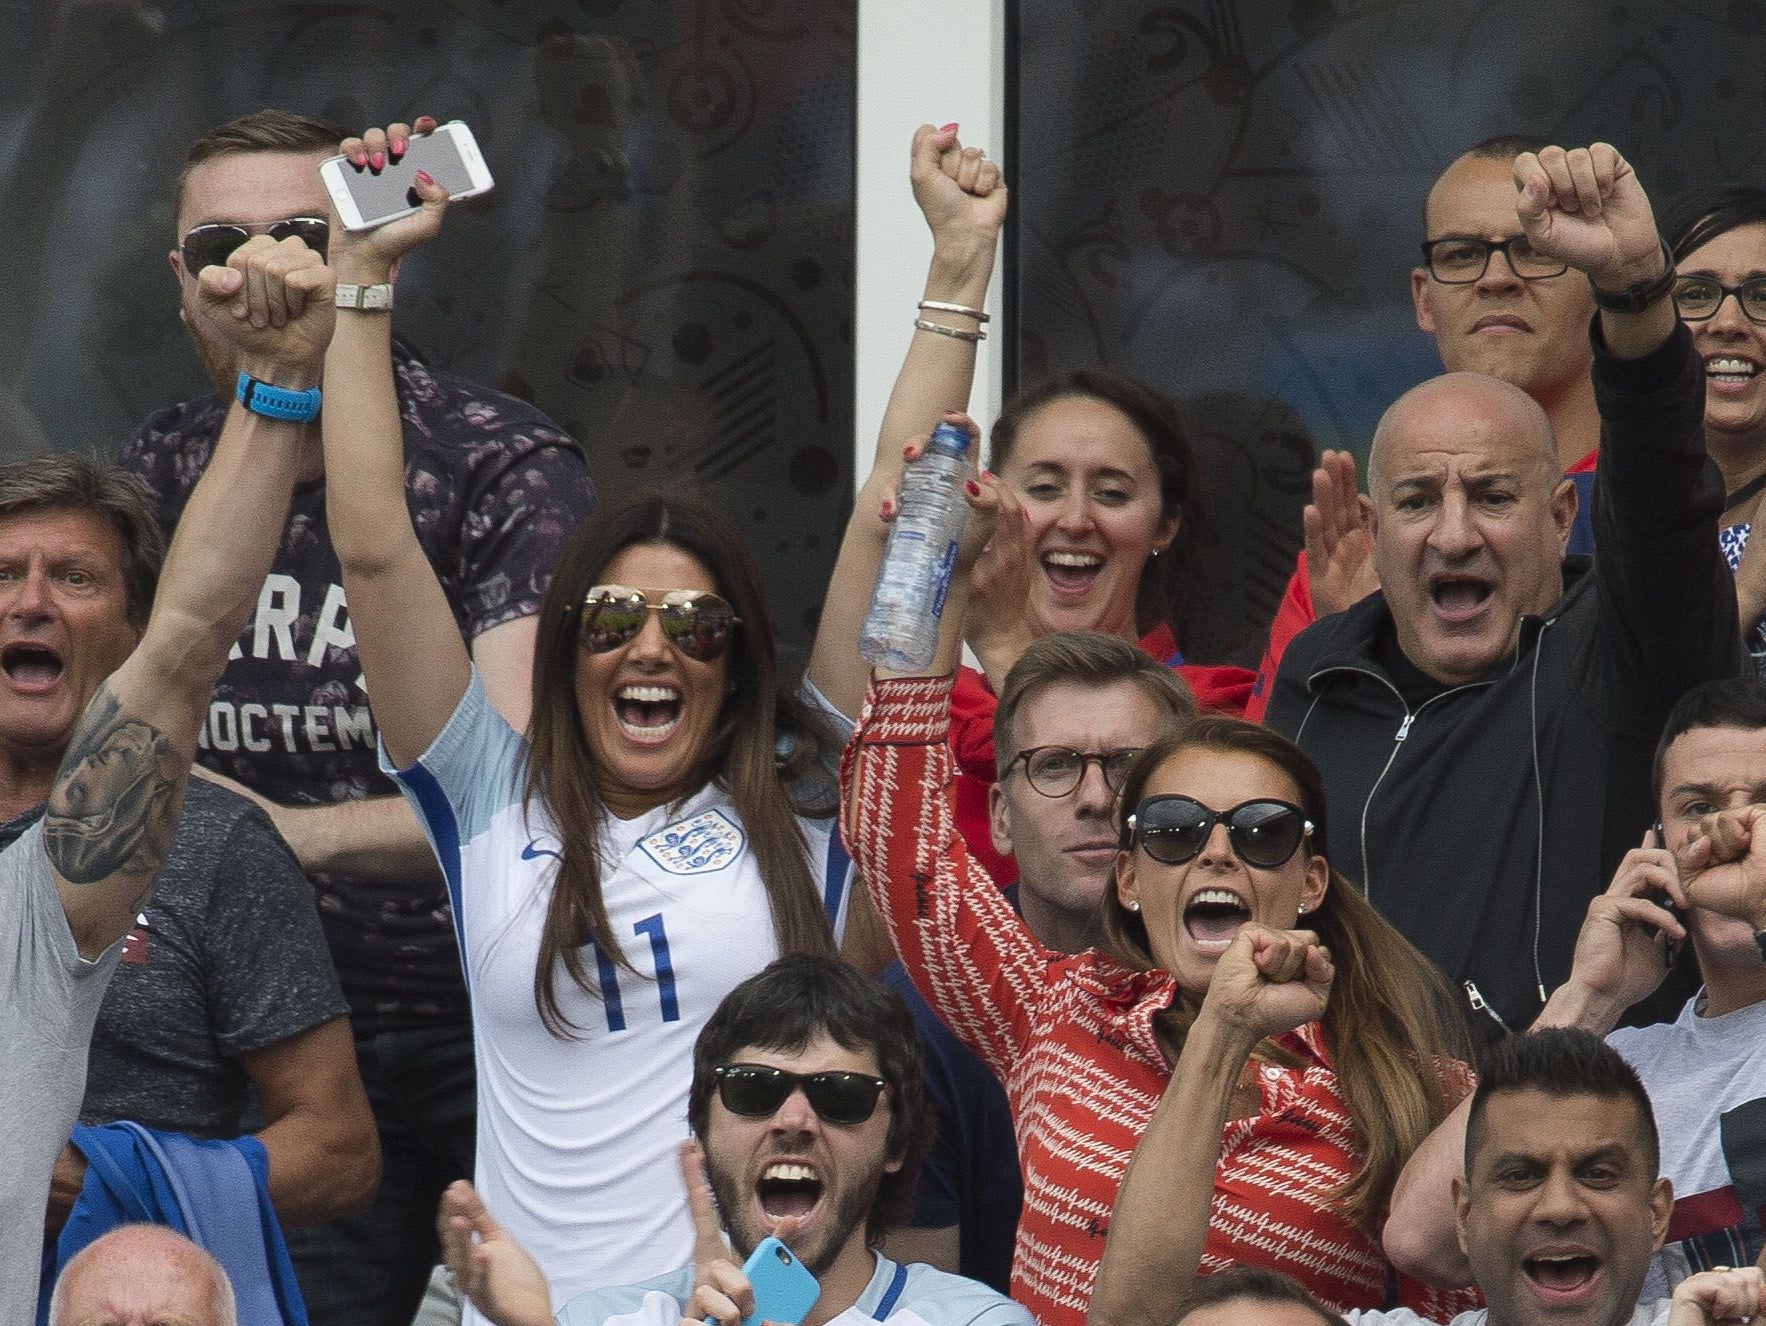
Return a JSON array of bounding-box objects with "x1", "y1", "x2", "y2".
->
[{"x1": 5, "y1": 105, "x2": 1766, "y2": 1326}]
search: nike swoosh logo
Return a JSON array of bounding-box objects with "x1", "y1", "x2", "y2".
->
[{"x1": 521, "y1": 840, "x2": 562, "y2": 862}]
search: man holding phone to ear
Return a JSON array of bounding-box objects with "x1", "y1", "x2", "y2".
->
[
  {"x1": 437, "y1": 956, "x2": 1029, "y2": 1326},
  {"x1": 117, "y1": 109, "x2": 594, "y2": 1326},
  {"x1": 1384, "y1": 677, "x2": 1766, "y2": 1301}
]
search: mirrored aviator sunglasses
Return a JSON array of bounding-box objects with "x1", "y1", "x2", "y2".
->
[
  {"x1": 179, "y1": 217, "x2": 330, "y2": 273},
  {"x1": 713, "y1": 1064, "x2": 889, "y2": 1126},
  {"x1": 1129, "y1": 795, "x2": 1312, "y2": 869},
  {"x1": 578, "y1": 585, "x2": 739, "y2": 662}
]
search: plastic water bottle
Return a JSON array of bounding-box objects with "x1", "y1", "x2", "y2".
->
[{"x1": 859, "y1": 420, "x2": 974, "y2": 671}]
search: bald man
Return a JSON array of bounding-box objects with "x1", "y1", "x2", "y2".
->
[
  {"x1": 48, "y1": 1225, "x2": 237, "y2": 1326},
  {"x1": 1265, "y1": 143, "x2": 1741, "y2": 1038}
]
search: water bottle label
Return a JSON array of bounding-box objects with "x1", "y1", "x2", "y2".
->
[{"x1": 929, "y1": 539, "x2": 958, "y2": 617}]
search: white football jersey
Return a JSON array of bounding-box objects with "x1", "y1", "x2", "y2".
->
[{"x1": 389, "y1": 672, "x2": 851, "y2": 1314}]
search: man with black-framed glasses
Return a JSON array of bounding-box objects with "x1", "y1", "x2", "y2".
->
[
  {"x1": 875, "y1": 631, "x2": 1195, "y2": 1293},
  {"x1": 436, "y1": 955, "x2": 1031, "y2": 1326},
  {"x1": 1266, "y1": 142, "x2": 1740, "y2": 1041},
  {"x1": 115, "y1": 108, "x2": 594, "y2": 1326}
]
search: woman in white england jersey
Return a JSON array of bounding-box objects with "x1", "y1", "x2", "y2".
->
[{"x1": 313, "y1": 122, "x2": 863, "y2": 1315}]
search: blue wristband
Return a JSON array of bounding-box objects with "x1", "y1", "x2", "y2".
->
[{"x1": 235, "y1": 371, "x2": 322, "y2": 423}]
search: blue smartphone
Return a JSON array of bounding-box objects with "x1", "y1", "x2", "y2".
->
[{"x1": 721, "y1": 1237, "x2": 819, "y2": 1326}]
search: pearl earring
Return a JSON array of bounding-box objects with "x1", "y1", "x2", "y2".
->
[{"x1": 1127, "y1": 900, "x2": 1141, "y2": 913}]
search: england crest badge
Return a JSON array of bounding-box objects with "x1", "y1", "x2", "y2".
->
[{"x1": 639, "y1": 809, "x2": 746, "y2": 875}]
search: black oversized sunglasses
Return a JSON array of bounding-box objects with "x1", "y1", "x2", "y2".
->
[
  {"x1": 1128, "y1": 795, "x2": 1313, "y2": 869},
  {"x1": 179, "y1": 217, "x2": 330, "y2": 274},
  {"x1": 579, "y1": 585, "x2": 739, "y2": 662},
  {"x1": 713, "y1": 1064, "x2": 889, "y2": 1126}
]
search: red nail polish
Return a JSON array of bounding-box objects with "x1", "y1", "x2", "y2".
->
[
  {"x1": 391, "y1": 139, "x2": 406, "y2": 158},
  {"x1": 370, "y1": 151, "x2": 385, "y2": 171},
  {"x1": 939, "y1": 122, "x2": 958, "y2": 133},
  {"x1": 902, "y1": 443, "x2": 915, "y2": 459},
  {"x1": 416, "y1": 170, "x2": 434, "y2": 186},
  {"x1": 964, "y1": 479, "x2": 981, "y2": 497},
  {"x1": 351, "y1": 152, "x2": 367, "y2": 169},
  {"x1": 980, "y1": 469, "x2": 995, "y2": 480}
]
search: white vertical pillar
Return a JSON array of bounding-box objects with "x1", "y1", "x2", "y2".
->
[{"x1": 853, "y1": 0, "x2": 1007, "y2": 486}]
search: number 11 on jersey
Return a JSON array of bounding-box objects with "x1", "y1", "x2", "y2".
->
[{"x1": 589, "y1": 911, "x2": 680, "y2": 1032}]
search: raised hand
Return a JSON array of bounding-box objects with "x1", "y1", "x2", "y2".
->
[
  {"x1": 1565, "y1": 833, "x2": 1685, "y2": 1018},
  {"x1": 436, "y1": 1180, "x2": 554, "y2": 1326},
  {"x1": 1513, "y1": 143, "x2": 1664, "y2": 291},
  {"x1": 1667, "y1": 1264, "x2": 1766, "y2": 1325},
  {"x1": 1303, "y1": 450, "x2": 1377, "y2": 616},
  {"x1": 1198, "y1": 924, "x2": 1334, "y2": 1048},
  {"x1": 1678, "y1": 804, "x2": 1766, "y2": 931},
  {"x1": 910, "y1": 123, "x2": 1008, "y2": 266},
  {"x1": 187, "y1": 232, "x2": 334, "y2": 380},
  {"x1": 677, "y1": 1139, "x2": 806, "y2": 1326},
  {"x1": 329, "y1": 116, "x2": 446, "y2": 278}
]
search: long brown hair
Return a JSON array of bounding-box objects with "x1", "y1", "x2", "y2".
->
[
  {"x1": 1100, "y1": 718, "x2": 1474, "y2": 1232},
  {"x1": 522, "y1": 492, "x2": 835, "y2": 1036}
]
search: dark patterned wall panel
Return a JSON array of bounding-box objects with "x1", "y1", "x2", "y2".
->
[
  {"x1": 0, "y1": 0, "x2": 854, "y2": 653},
  {"x1": 1013, "y1": 0, "x2": 1765, "y2": 664}
]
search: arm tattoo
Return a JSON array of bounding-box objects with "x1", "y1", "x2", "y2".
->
[{"x1": 45, "y1": 685, "x2": 181, "y2": 886}]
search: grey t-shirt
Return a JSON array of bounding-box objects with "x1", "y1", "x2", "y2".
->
[
  {"x1": 0, "y1": 822, "x2": 120, "y2": 1325},
  {"x1": 71, "y1": 779, "x2": 348, "y2": 1134}
]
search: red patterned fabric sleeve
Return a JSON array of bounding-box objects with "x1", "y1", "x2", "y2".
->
[{"x1": 841, "y1": 674, "x2": 1049, "y2": 1081}]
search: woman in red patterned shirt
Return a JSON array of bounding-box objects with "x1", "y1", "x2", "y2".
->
[{"x1": 842, "y1": 533, "x2": 1477, "y2": 1323}]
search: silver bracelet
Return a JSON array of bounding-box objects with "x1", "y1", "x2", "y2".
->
[
  {"x1": 918, "y1": 299, "x2": 989, "y2": 323},
  {"x1": 913, "y1": 317, "x2": 985, "y2": 342}
]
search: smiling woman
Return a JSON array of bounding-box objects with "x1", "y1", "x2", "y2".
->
[
  {"x1": 315, "y1": 123, "x2": 856, "y2": 1316},
  {"x1": 1662, "y1": 189, "x2": 1766, "y2": 664},
  {"x1": 846, "y1": 675, "x2": 1477, "y2": 1325}
]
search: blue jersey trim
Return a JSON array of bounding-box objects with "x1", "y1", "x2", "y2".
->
[
  {"x1": 397, "y1": 760, "x2": 471, "y2": 994},
  {"x1": 823, "y1": 825, "x2": 851, "y2": 927},
  {"x1": 875, "y1": 1263, "x2": 909, "y2": 1319}
]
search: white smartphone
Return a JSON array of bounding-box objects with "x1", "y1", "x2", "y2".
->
[{"x1": 318, "y1": 120, "x2": 494, "y2": 231}]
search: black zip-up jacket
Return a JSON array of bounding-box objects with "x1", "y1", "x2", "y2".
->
[{"x1": 1266, "y1": 320, "x2": 1741, "y2": 1037}]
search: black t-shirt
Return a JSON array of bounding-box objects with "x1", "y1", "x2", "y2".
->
[
  {"x1": 119, "y1": 344, "x2": 594, "y2": 1033},
  {"x1": 1371, "y1": 620, "x2": 1453, "y2": 711}
]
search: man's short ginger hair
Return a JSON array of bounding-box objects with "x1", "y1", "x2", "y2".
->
[
  {"x1": 993, "y1": 631, "x2": 1196, "y2": 779},
  {"x1": 175, "y1": 110, "x2": 344, "y2": 224}
]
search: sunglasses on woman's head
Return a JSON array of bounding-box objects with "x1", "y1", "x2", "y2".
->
[
  {"x1": 712, "y1": 1063, "x2": 889, "y2": 1125},
  {"x1": 1128, "y1": 795, "x2": 1313, "y2": 869},
  {"x1": 179, "y1": 217, "x2": 330, "y2": 273},
  {"x1": 579, "y1": 585, "x2": 739, "y2": 662}
]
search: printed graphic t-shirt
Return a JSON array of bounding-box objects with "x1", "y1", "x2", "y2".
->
[{"x1": 119, "y1": 344, "x2": 593, "y2": 1033}]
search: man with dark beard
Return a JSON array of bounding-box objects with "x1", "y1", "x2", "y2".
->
[{"x1": 436, "y1": 955, "x2": 1030, "y2": 1326}]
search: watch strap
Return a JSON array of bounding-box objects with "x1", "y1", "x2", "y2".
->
[
  {"x1": 335, "y1": 282, "x2": 394, "y2": 311},
  {"x1": 1589, "y1": 239, "x2": 1676, "y2": 315},
  {"x1": 235, "y1": 371, "x2": 322, "y2": 423}
]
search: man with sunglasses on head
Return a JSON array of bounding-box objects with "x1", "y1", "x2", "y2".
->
[
  {"x1": 880, "y1": 632, "x2": 1196, "y2": 1291},
  {"x1": 437, "y1": 955, "x2": 1031, "y2": 1326},
  {"x1": 116, "y1": 109, "x2": 593, "y2": 1326},
  {"x1": 1264, "y1": 142, "x2": 1740, "y2": 1040},
  {"x1": 1386, "y1": 678, "x2": 1766, "y2": 1301}
]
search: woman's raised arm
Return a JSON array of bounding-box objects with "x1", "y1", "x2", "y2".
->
[
  {"x1": 320, "y1": 118, "x2": 473, "y2": 767},
  {"x1": 808, "y1": 123, "x2": 1005, "y2": 719}
]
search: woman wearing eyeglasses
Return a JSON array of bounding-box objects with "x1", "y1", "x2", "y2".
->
[
  {"x1": 313, "y1": 125, "x2": 852, "y2": 1315},
  {"x1": 844, "y1": 570, "x2": 1475, "y2": 1325},
  {"x1": 1661, "y1": 189, "x2": 1766, "y2": 667}
]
